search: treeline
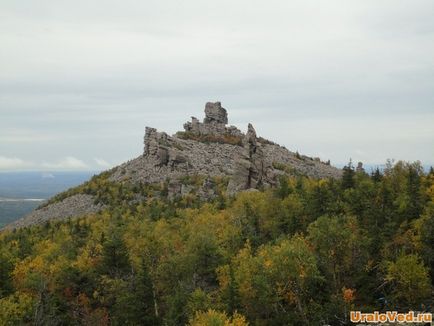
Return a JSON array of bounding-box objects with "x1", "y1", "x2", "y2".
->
[{"x1": 0, "y1": 161, "x2": 433, "y2": 325}]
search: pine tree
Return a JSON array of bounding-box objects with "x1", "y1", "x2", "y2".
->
[
  {"x1": 276, "y1": 176, "x2": 291, "y2": 199},
  {"x1": 130, "y1": 259, "x2": 160, "y2": 325},
  {"x1": 371, "y1": 167, "x2": 383, "y2": 183},
  {"x1": 406, "y1": 164, "x2": 422, "y2": 219},
  {"x1": 342, "y1": 159, "x2": 355, "y2": 189},
  {"x1": 100, "y1": 230, "x2": 130, "y2": 277}
]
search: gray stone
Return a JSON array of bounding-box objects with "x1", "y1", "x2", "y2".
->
[
  {"x1": 5, "y1": 194, "x2": 103, "y2": 230},
  {"x1": 183, "y1": 102, "x2": 242, "y2": 137},
  {"x1": 227, "y1": 123, "x2": 276, "y2": 194},
  {"x1": 139, "y1": 104, "x2": 342, "y2": 198},
  {"x1": 245, "y1": 123, "x2": 257, "y2": 146},
  {"x1": 204, "y1": 101, "x2": 228, "y2": 124},
  {"x1": 356, "y1": 162, "x2": 365, "y2": 173}
]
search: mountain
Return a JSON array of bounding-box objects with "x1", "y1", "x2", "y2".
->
[
  {"x1": 1, "y1": 104, "x2": 432, "y2": 326},
  {"x1": 5, "y1": 102, "x2": 341, "y2": 229}
]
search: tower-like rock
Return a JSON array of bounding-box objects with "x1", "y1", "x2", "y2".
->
[
  {"x1": 183, "y1": 102, "x2": 242, "y2": 137},
  {"x1": 203, "y1": 101, "x2": 228, "y2": 124}
]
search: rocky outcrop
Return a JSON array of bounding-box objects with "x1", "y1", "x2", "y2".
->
[
  {"x1": 113, "y1": 102, "x2": 342, "y2": 198},
  {"x1": 356, "y1": 162, "x2": 365, "y2": 173},
  {"x1": 144, "y1": 127, "x2": 189, "y2": 170},
  {"x1": 5, "y1": 101, "x2": 343, "y2": 230},
  {"x1": 204, "y1": 102, "x2": 228, "y2": 124},
  {"x1": 144, "y1": 127, "x2": 170, "y2": 166},
  {"x1": 183, "y1": 102, "x2": 243, "y2": 137},
  {"x1": 227, "y1": 123, "x2": 275, "y2": 194}
]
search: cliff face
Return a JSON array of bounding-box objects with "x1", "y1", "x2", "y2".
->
[{"x1": 5, "y1": 101, "x2": 342, "y2": 229}]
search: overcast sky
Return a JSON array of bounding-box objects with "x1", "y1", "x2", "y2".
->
[{"x1": 1, "y1": 0, "x2": 433, "y2": 171}]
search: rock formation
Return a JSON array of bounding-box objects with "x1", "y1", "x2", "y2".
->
[
  {"x1": 183, "y1": 102, "x2": 243, "y2": 137},
  {"x1": 227, "y1": 123, "x2": 276, "y2": 194},
  {"x1": 356, "y1": 161, "x2": 365, "y2": 173},
  {"x1": 137, "y1": 102, "x2": 340, "y2": 197},
  {"x1": 204, "y1": 101, "x2": 228, "y2": 124},
  {"x1": 144, "y1": 127, "x2": 188, "y2": 169}
]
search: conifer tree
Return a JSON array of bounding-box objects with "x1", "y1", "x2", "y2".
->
[{"x1": 342, "y1": 159, "x2": 355, "y2": 189}]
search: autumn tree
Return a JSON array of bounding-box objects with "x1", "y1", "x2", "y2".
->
[{"x1": 385, "y1": 254, "x2": 431, "y2": 308}]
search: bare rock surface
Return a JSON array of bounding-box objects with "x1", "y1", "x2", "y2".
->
[
  {"x1": 5, "y1": 194, "x2": 103, "y2": 229},
  {"x1": 183, "y1": 101, "x2": 242, "y2": 137},
  {"x1": 204, "y1": 101, "x2": 228, "y2": 124}
]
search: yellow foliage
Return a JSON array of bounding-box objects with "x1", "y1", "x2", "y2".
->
[
  {"x1": 216, "y1": 265, "x2": 231, "y2": 290},
  {"x1": 12, "y1": 255, "x2": 45, "y2": 289},
  {"x1": 74, "y1": 243, "x2": 103, "y2": 272},
  {"x1": 264, "y1": 259, "x2": 272, "y2": 269},
  {"x1": 0, "y1": 292, "x2": 34, "y2": 325},
  {"x1": 189, "y1": 309, "x2": 248, "y2": 326}
]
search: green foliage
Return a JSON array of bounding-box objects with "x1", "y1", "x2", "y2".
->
[
  {"x1": 385, "y1": 254, "x2": 431, "y2": 308},
  {"x1": 99, "y1": 229, "x2": 130, "y2": 277},
  {"x1": 0, "y1": 292, "x2": 34, "y2": 325},
  {"x1": 308, "y1": 216, "x2": 369, "y2": 295},
  {"x1": 272, "y1": 161, "x2": 286, "y2": 171},
  {"x1": 176, "y1": 131, "x2": 243, "y2": 146},
  {"x1": 218, "y1": 236, "x2": 321, "y2": 324},
  {"x1": 342, "y1": 159, "x2": 355, "y2": 189},
  {"x1": 0, "y1": 160, "x2": 432, "y2": 325}
]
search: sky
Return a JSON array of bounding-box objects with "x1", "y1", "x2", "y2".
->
[{"x1": 0, "y1": 0, "x2": 433, "y2": 171}]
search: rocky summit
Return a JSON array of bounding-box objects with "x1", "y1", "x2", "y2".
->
[{"x1": 6, "y1": 102, "x2": 342, "y2": 229}]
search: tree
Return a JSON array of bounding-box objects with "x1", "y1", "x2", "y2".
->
[
  {"x1": 0, "y1": 292, "x2": 34, "y2": 325},
  {"x1": 220, "y1": 236, "x2": 321, "y2": 324},
  {"x1": 276, "y1": 176, "x2": 291, "y2": 199},
  {"x1": 189, "y1": 309, "x2": 248, "y2": 326},
  {"x1": 342, "y1": 159, "x2": 355, "y2": 190},
  {"x1": 105, "y1": 260, "x2": 160, "y2": 325},
  {"x1": 385, "y1": 254, "x2": 431, "y2": 308},
  {"x1": 0, "y1": 159, "x2": 432, "y2": 324},
  {"x1": 406, "y1": 163, "x2": 423, "y2": 219},
  {"x1": 307, "y1": 216, "x2": 369, "y2": 295},
  {"x1": 100, "y1": 229, "x2": 130, "y2": 277},
  {"x1": 371, "y1": 167, "x2": 383, "y2": 183},
  {"x1": 125, "y1": 259, "x2": 160, "y2": 325},
  {"x1": 0, "y1": 249, "x2": 14, "y2": 297}
]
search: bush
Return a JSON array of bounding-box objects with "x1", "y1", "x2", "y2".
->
[{"x1": 176, "y1": 131, "x2": 243, "y2": 146}]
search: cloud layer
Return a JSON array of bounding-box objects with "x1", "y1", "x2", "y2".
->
[
  {"x1": 1, "y1": 0, "x2": 433, "y2": 170},
  {"x1": 0, "y1": 156, "x2": 110, "y2": 171},
  {"x1": 0, "y1": 156, "x2": 31, "y2": 170}
]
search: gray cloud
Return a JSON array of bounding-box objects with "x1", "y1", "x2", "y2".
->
[{"x1": 0, "y1": 0, "x2": 433, "y2": 170}]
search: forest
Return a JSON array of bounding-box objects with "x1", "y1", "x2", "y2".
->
[{"x1": 0, "y1": 160, "x2": 433, "y2": 325}]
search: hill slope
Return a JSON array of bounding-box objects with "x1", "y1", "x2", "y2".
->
[{"x1": 6, "y1": 102, "x2": 341, "y2": 229}]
